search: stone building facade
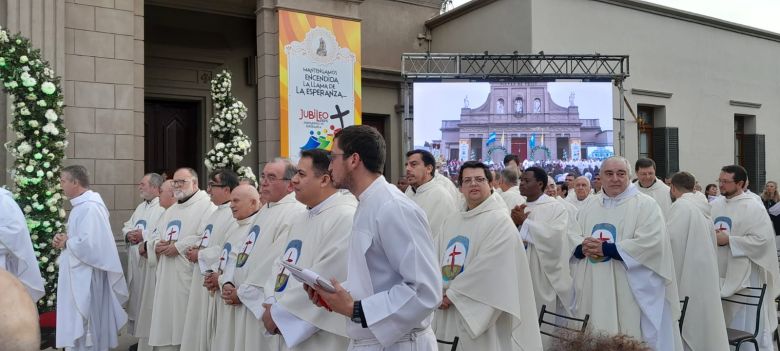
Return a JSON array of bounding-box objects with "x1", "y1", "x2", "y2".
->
[{"x1": 439, "y1": 82, "x2": 609, "y2": 163}]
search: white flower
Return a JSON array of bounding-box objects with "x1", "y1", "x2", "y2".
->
[
  {"x1": 41, "y1": 256, "x2": 48, "y2": 263},
  {"x1": 42, "y1": 122, "x2": 59, "y2": 135},
  {"x1": 17, "y1": 142, "x2": 32, "y2": 155},
  {"x1": 19, "y1": 55, "x2": 28, "y2": 63},
  {"x1": 20, "y1": 72, "x2": 36, "y2": 87},
  {"x1": 41, "y1": 82, "x2": 56, "y2": 95},
  {"x1": 25, "y1": 165, "x2": 33, "y2": 172},
  {"x1": 45, "y1": 109, "x2": 58, "y2": 122}
]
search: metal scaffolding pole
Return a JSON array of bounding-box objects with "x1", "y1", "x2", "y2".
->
[
  {"x1": 617, "y1": 80, "x2": 626, "y2": 157},
  {"x1": 402, "y1": 82, "x2": 412, "y2": 154}
]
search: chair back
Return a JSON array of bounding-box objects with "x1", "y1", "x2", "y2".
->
[
  {"x1": 721, "y1": 284, "x2": 768, "y2": 338},
  {"x1": 679, "y1": 296, "x2": 690, "y2": 332},
  {"x1": 537, "y1": 304, "x2": 590, "y2": 340},
  {"x1": 437, "y1": 336, "x2": 460, "y2": 351}
]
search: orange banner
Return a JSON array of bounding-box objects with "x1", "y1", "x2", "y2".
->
[{"x1": 279, "y1": 10, "x2": 361, "y2": 161}]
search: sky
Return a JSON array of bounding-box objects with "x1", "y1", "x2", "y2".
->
[
  {"x1": 450, "y1": 0, "x2": 780, "y2": 34},
  {"x1": 413, "y1": 82, "x2": 613, "y2": 146}
]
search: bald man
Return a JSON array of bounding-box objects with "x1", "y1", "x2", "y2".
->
[
  {"x1": 0, "y1": 268, "x2": 39, "y2": 351},
  {"x1": 567, "y1": 176, "x2": 593, "y2": 210}
]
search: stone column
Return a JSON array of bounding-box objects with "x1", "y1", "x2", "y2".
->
[
  {"x1": 62, "y1": 0, "x2": 141, "y2": 241},
  {"x1": 2, "y1": 0, "x2": 66, "y2": 186}
]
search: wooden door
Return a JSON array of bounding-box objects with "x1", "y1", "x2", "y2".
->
[{"x1": 145, "y1": 100, "x2": 200, "y2": 176}]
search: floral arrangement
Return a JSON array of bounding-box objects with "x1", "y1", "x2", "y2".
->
[
  {"x1": 0, "y1": 26, "x2": 68, "y2": 312},
  {"x1": 204, "y1": 71, "x2": 256, "y2": 181}
]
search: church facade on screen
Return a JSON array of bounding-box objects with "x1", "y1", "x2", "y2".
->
[{"x1": 438, "y1": 82, "x2": 611, "y2": 163}]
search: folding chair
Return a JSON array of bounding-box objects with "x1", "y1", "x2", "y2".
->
[
  {"x1": 678, "y1": 296, "x2": 690, "y2": 332},
  {"x1": 436, "y1": 336, "x2": 459, "y2": 351},
  {"x1": 537, "y1": 304, "x2": 590, "y2": 341},
  {"x1": 721, "y1": 284, "x2": 767, "y2": 351}
]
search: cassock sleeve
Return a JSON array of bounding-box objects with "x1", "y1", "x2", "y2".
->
[
  {"x1": 728, "y1": 213, "x2": 771, "y2": 259},
  {"x1": 121, "y1": 206, "x2": 138, "y2": 237},
  {"x1": 360, "y1": 201, "x2": 442, "y2": 339},
  {"x1": 271, "y1": 303, "x2": 319, "y2": 348}
]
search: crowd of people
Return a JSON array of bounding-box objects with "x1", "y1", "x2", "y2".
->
[{"x1": 1, "y1": 124, "x2": 779, "y2": 351}]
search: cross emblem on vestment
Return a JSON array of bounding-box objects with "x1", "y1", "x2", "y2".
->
[{"x1": 448, "y1": 246, "x2": 462, "y2": 272}]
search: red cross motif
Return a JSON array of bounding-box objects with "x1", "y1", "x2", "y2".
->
[
  {"x1": 240, "y1": 239, "x2": 253, "y2": 255},
  {"x1": 718, "y1": 223, "x2": 727, "y2": 231},
  {"x1": 279, "y1": 251, "x2": 295, "y2": 275},
  {"x1": 598, "y1": 231, "x2": 610, "y2": 243},
  {"x1": 448, "y1": 246, "x2": 462, "y2": 272},
  {"x1": 218, "y1": 255, "x2": 226, "y2": 270},
  {"x1": 167, "y1": 228, "x2": 177, "y2": 241}
]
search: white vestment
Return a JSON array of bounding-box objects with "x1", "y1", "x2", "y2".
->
[
  {"x1": 435, "y1": 193, "x2": 543, "y2": 351},
  {"x1": 555, "y1": 196, "x2": 582, "y2": 250},
  {"x1": 226, "y1": 192, "x2": 307, "y2": 351},
  {"x1": 56, "y1": 190, "x2": 129, "y2": 351},
  {"x1": 343, "y1": 177, "x2": 442, "y2": 350},
  {"x1": 122, "y1": 197, "x2": 164, "y2": 335},
  {"x1": 666, "y1": 193, "x2": 728, "y2": 351},
  {"x1": 636, "y1": 179, "x2": 672, "y2": 219},
  {"x1": 149, "y1": 190, "x2": 216, "y2": 348},
  {"x1": 518, "y1": 195, "x2": 575, "y2": 318},
  {"x1": 571, "y1": 185, "x2": 683, "y2": 351},
  {"x1": 499, "y1": 185, "x2": 526, "y2": 211},
  {"x1": 180, "y1": 202, "x2": 236, "y2": 351},
  {"x1": 136, "y1": 208, "x2": 169, "y2": 351},
  {"x1": 714, "y1": 192, "x2": 780, "y2": 351},
  {"x1": 405, "y1": 178, "x2": 458, "y2": 252},
  {"x1": 566, "y1": 193, "x2": 593, "y2": 211},
  {"x1": 433, "y1": 171, "x2": 462, "y2": 206},
  {"x1": 266, "y1": 192, "x2": 356, "y2": 350},
  {"x1": 0, "y1": 187, "x2": 45, "y2": 301}
]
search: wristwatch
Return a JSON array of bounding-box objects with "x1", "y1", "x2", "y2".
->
[{"x1": 351, "y1": 301, "x2": 367, "y2": 328}]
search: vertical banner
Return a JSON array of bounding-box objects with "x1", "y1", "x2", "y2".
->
[
  {"x1": 570, "y1": 138, "x2": 581, "y2": 160},
  {"x1": 279, "y1": 10, "x2": 361, "y2": 161},
  {"x1": 458, "y1": 139, "x2": 470, "y2": 162}
]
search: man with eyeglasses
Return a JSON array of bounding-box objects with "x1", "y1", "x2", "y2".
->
[
  {"x1": 212, "y1": 158, "x2": 306, "y2": 351},
  {"x1": 149, "y1": 168, "x2": 217, "y2": 351},
  {"x1": 307, "y1": 125, "x2": 441, "y2": 351},
  {"x1": 571, "y1": 156, "x2": 683, "y2": 351},
  {"x1": 180, "y1": 169, "x2": 240, "y2": 351},
  {"x1": 712, "y1": 165, "x2": 780, "y2": 351},
  {"x1": 404, "y1": 149, "x2": 458, "y2": 253},
  {"x1": 122, "y1": 173, "x2": 165, "y2": 344},
  {"x1": 260, "y1": 148, "x2": 357, "y2": 350},
  {"x1": 433, "y1": 161, "x2": 542, "y2": 351}
]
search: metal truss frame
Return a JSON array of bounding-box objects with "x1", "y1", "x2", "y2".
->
[{"x1": 399, "y1": 53, "x2": 630, "y2": 156}]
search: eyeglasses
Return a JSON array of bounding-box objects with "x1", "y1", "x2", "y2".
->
[
  {"x1": 172, "y1": 179, "x2": 191, "y2": 186},
  {"x1": 207, "y1": 182, "x2": 228, "y2": 189},
  {"x1": 259, "y1": 174, "x2": 291, "y2": 183},
  {"x1": 461, "y1": 177, "x2": 488, "y2": 186}
]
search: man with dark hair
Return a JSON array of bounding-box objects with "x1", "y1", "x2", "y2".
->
[
  {"x1": 55, "y1": 165, "x2": 129, "y2": 350},
  {"x1": 123, "y1": 173, "x2": 166, "y2": 345},
  {"x1": 435, "y1": 161, "x2": 542, "y2": 350},
  {"x1": 310, "y1": 125, "x2": 441, "y2": 350},
  {"x1": 571, "y1": 157, "x2": 683, "y2": 350},
  {"x1": 404, "y1": 149, "x2": 457, "y2": 250},
  {"x1": 592, "y1": 173, "x2": 602, "y2": 194},
  {"x1": 150, "y1": 167, "x2": 217, "y2": 351},
  {"x1": 634, "y1": 158, "x2": 672, "y2": 218},
  {"x1": 261, "y1": 148, "x2": 356, "y2": 350},
  {"x1": 503, "y1": 154, "x2": 521, "y2": 168},
  {"x1": 180, "y1": 169, "x2": 240, "y2": 351},
  {"x1": 713, "y1": 165, "x2": 780, "y2": 350},
  {"x1": 666, "y1": 172, "x2": 729, "y2": 351},
  {"x1": 512, "y1": 166, "x2": 574, "y2": 346}
]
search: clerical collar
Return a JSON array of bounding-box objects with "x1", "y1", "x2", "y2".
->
[
  {"x1": 237, "y1": 210, "x2": 260, "y2": 225},
  {"x1": 178, "y1": 191, "x2": 197, "y2": 204},
  {"x1": 601, "y1": 183, "x2": 639, "y2": 209},
  {"x1": 527, "y1": 194, "x2": 547, "y2": 204},
  {"x1": 308, "y1": 192, "x2": 340, "y2": 217}
]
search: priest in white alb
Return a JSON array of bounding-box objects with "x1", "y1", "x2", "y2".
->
[
  {"x1": 149, "y1": 168, "x2": 217, "y2": 350},
  {"x1": 404, "y1": 149, "x2": 458, "y2": 248},
  {"x1": 666, "y1": 172, "x2": 728, "y2": 351},
  {"x1": 571, "y1": 157, "x2": 683, "y2": 351},
  {"x1": 713, "y1": 165, "x2": 780, "y2": 351},
  {"x1": 511, "y1": 167, "x2": 574, "y2": 321},
  {"x1": 498, "y1": 167, "x2": 526, "y2": 210},
  {"x1": 634, "y1": 158, "x2": 672, "y2": 219},
  {"x1": 547, "y1": 176, "x2": 581, "y2": 250},
  {"x1": 123, "y1": 173, "x2": 165, "y2": 337},
  {"x1": 435, "y1": 161, "x2": 543, "y2": 351},
  {"x1": 54, "y1": 165, "x2": 128, "y2": 351},
  {"x1": 136, "y1": 180, "x2": 177, "y2": 351},
  {"x1": 180, "y1": 169, "x2": 240, "y2": 351},
  {"x1": 215, "y1": 159, "x2": 306, "y2": 351},
  {"x1": 261, "y1": 149, "x2": 356, "y2": 350},
  {"x1": 206, "y1": 184, "x2": 262, "y2": 351},
  {"x1": 0, "y1": 186, "x2": 45, "y2": 302},
  {"x1": 567, "y1": 176, "x2": 593, "y2": 210}
]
